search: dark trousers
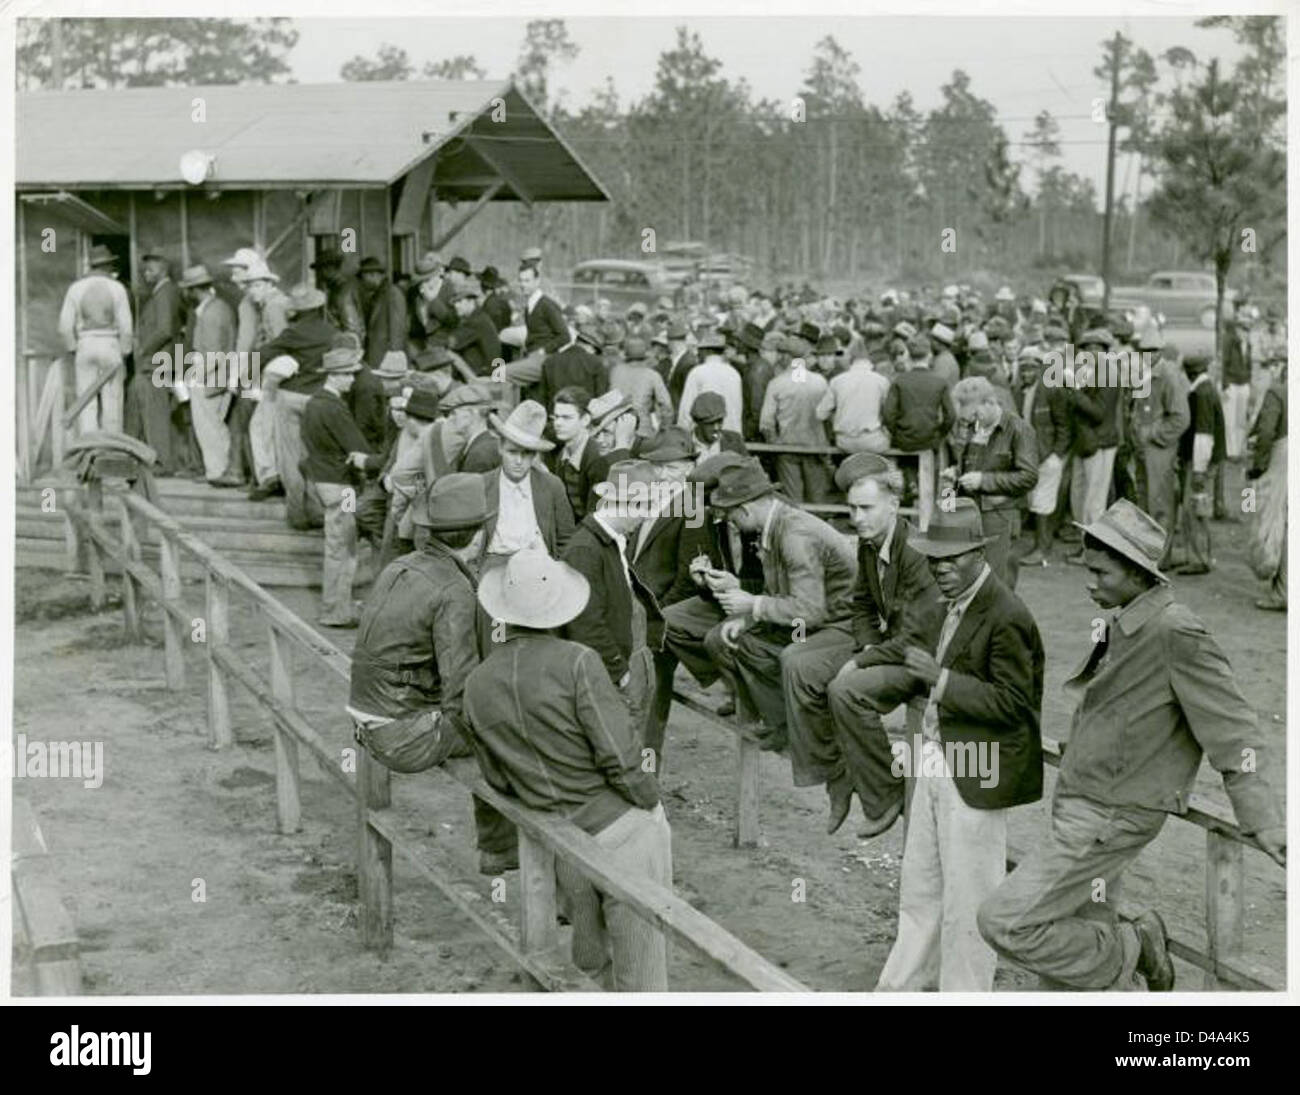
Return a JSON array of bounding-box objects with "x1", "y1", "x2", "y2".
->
[
  {"x1": 980, "y1": 507, "x2": 1021, "y2": 590},
  {"x1": 826, "y1": 663, "x2": 920, "y2": 819},
  {"x1": 775, "y1": 454, "x2": 833, "y2": 505},
  {"x1": 779, "y1": 623, "x2": 858, "y2": 786},
  {"x1": 224, "y1": 397, "x2": 255, "y2": 484},
  {"x1": 702, "y1": 620, "x2": 794, "y2": 747},
  {"x1": 662, "y1": 595, "x2": 728, "y2": 689},
  {"x1": 125, "y1": 372, "x2": 176, "y2": 473}
]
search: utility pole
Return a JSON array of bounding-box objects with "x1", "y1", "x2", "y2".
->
[
  {"x1": 1100, "y1": 32, "x2": 1123, "y2": 314},
  {"x1": 51, "y1": 18, "x2": 65, "y2": 89}
]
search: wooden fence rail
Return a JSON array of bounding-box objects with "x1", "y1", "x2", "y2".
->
[
  {"x1": 12, "y1": 798, "x2": 83, "y2": 996},
  {"x1": 62, "y1": 485, "x2": 809, "y2": 993},
  {"x1": 53, "y1": 480, "x2": 1285, "y2": 993}
]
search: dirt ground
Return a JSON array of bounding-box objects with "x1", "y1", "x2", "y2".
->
[{"x1": 8, "y1": 496, "x2": 1286, "y2": 995}]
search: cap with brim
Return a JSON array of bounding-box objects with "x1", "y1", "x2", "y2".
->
[
  {"x1": 236, "y1": 261, "x2": 280, "y2": 284},
  {"x1": 592, "y1": 458, "x2": 660, "y2": 503},
  {"x1": 909, "y1": 498, "x2": 993, "y2": 558},
  {"x1": 478, "y1": 550, "x2": 589, "y2": 630},
  {"x1": 140, "y1": 246, "x2": 168, "y2": 262},
  {"x1": 967, "y1": 330, "x2": 990, "y2": 352},
  {"x1": 489, "y1": 400, "x2": 554, "y2": 453},
  {"x1": 311, "y1": 252, "x2": 345, "y2": 270},
  {"x1": 1078, "y1": 327, "x2": 1114, "y2": 348},
  {"x1": 1073, "y1": 499, "x2": 1167, "y2": 582},
  {"x1": 447, "y1": 256, "x2": 472, "y2": 275},
  {"x1": 87, "y1": 244, "x2": 118, "y2": 268},
  {"x1": 221, "y1": 247, "x2": 261, "y2": 269},
  {"x1": 575, "y1": 324, "x2": 604, "y2": 353},
  {"x1": 588, "y1": 389, "x2": 634, "y2": 431},
  {"x1": 930, "y1": 323, "x2": 955, "y2": 345},
  {"x1": 689, "y1": 391, "x2": 727, "y2": 423},
  {"x1": 413, "y1": 345, "x2": 454, "y2": 371},
  {"x1": 412, "y1": 253, "x2": 443, "y2": 283},
  {"x1": 358, "y1": 256, "x2": 386, "y2": 274},
  {"x1": 409, "y1": 472, "x2": 495, "y2": 531},
  {"x1": 403, "y1": 389, "x2": 441, "y2": 422},
  {"x1": 710, "y1": 462, "x2": 778, "y2": 509},
  {"x1": 835, "y1": 452, "x2": 895, "y2": 493},
  {"x1": 286, "y1": 285, "x2": 327, "y2": 312},
  {"x1": 697, "y1": 331, "x2": 726, "y2": 352},
  {"x1": 178, "y1": 264, "x2": 213, "y2": 289},
  {"x1": 689, "y1": 452, "x2": 753, "y2": 488},
  {"x1": 439, "y1": 383, "x2": 495, "y2": 412}
]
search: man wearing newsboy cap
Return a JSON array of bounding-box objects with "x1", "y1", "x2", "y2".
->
[
  {"x1": 859, "y1": 497, "x2": 1044, "y2": 992},
  {"x1": 978, "y1": 499, "x2": 1284, "y2": 992}
]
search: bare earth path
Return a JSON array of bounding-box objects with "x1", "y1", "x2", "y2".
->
[{"x1": 10, "y1": 515, "x2": 1285, "y2": 994}]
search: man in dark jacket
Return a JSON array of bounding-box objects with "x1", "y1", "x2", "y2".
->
[
  {"x1": 1170, "y1": 353, "x2": 1225, "y2": 575},
  {"x1": 478, "y1": 266, "x2": 513, "y2": 332},
  {"x1": 1064, "y1": 328, "x2": 1123, "y2": 562},
  {"x1": 540, "y1": 324, "x2": 608, "y2": 412},
  {"x1": 1246, "y1": 355, "x2": 1287, "y2": 610},
  {"x1": 551, "y1": 386, "x2": 602, "y2": 521},
  {"x1": 312, "y1": 251, "x2": 365, "y2": 344},
  {"x1": 465, "y1": 551, "x2": 670, "y2": 990},
  {"x1": 865, "y1": 499, "x2": 1044, "y2": 991},
  {"x1": 882, "y1": 351, "x2": 954, "y2": 453},
  {"x1": 562, "y1": 459, "x2": 664, "y2": 745},
  {"x1": 688, "y1": 391, "x2": 748, "y2": 463},
  {"x1": 946, "y1": 376, "x2": 1038, "y2": 589},
  {"x1": 788, "y1": 454, "x2": 935, "y2": 835},
  {"x1": 300, "y1": 344, "x2": 376, "y2": 627},
  {"x1": 126, "y1": 248, "x2": 184, "y2": 474},
  {"x1": 357, "y1": 256, "x2": 407, "y2": 369},
  {"x1": 348, "y1": 474, "x2": 516, "y2": 874},
  {"x1": 520, "y1": 263, "x2": 570, "y2": 356},
  {"x1": 448, "y1": 283, "x2": 502, "y2": 376},
  {"x1": 257, "y1": 284, "x2": 339, "y2": 522}
]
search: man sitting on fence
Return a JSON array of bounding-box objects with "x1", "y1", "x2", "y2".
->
[
  {"x1": 348, "y1": 474, "x2": 517, "y2": 875},
  {"x1": 977, "y1": 499, "x2": 1285, "y2": 992},
  {"x1": 683, "y1": 459, "x2": 857, "y2": 753},
  {"x1": 465, "y1": 550, "x2": 671, "y2": 991}
]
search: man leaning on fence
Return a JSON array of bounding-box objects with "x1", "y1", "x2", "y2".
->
[
  {"x1": 977, "y1": 499, "x2": 1286, "y2": 992},
  {"x1": 464, "y1": 551, "x2": 672, "y2": 991},
  {"x1": 348, "y1": 474, "x2": 517, "y2": 875}
]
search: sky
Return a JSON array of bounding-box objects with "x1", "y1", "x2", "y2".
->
[{"x1": 285, "y1": 14, "x2": 1251, "y2": 205}]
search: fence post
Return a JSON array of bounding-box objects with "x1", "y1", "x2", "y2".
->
[
  {"x1": 1203, "y1": 830, "x2": 1244, "y2": 990},
  {"x1": 357, "y1": 749, "x2": 393, "y2": 953},
  {"x1": 158, "y1": 531, "x2": 185, "y2": 690},
  {"x1": 118, "y1": 503, "x2": 141, "y2": 641},
  {"x1": 205, "y1": 570, "x2": 232, "y2": 749},
  {"x1": 267, "y1": 622, "x2": 301, "y2": 835},
  {"x1": 917, "y1": 449, "x2": 936, "y2": 531},
  {"x1": 86, "y1": 480, "x2": 106, "y2": 610},
  {"x1": 735, "y1": 739, "x2": 761, "y2": 848},
  {"x1": 517, "y1": 830, "x2": 558, "y2": 955}
]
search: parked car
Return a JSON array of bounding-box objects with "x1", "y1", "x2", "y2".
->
[
  {"x1": 552, "y1": 260, "x2": 678, "y2": 311},
  {"x1": 1059, "y1": 273, "x2": 1107, "y2": 307},
  {"x1": 1110, "y1": 270, "x2": 1236, "y2": 329}
]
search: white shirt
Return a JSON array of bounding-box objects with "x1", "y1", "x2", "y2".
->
[
  {"x1": 676, "y1": 355, "x2": 744, "y2": 434},
  {"x1": 488, "y1": 469, "x2": 543, "y2": 556}
]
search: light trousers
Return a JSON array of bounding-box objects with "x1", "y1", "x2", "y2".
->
[
  {"x1": 314, "y1": 481, "x2": 358, "y2": 619},
  {"x1": 1221, "y1": 383, "x2": 1251, "y2": 460},
  {"x1": 73, "y1": 336, "x2": 124, "y2": 434},
  {"x1": 248, "y1": 395, "x2": 279, "y2": 486},
  {"x1": 271, "y1": 386, "x2": 321, "y2": 526},
  {"x1": 188, "y1": 393, "x2": 230, "y2": 480},
  {"x1": 1070, "y1": 446, "x2": 1117, "y2": 528},
  {"x1": 876, "y1": 770, "x2": 1006, "y2": 992},
  {"x1": 556, "y1": 803, "x2": 673, "y2": 991}
]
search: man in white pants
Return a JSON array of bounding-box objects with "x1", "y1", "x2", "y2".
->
[
  {"x1": 59, "y1": 244, "x2": 133, "y2": 435},
  {"x1": 177, "y1": 264, "x2": 236, "y2": 482}
]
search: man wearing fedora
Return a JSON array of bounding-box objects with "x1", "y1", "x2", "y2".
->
[
  {"x1": 301, "y1": 344, "x2": 376, "y2": 628},
  {"x1": 657, "y1": 319, "x2": 697, "y2": 413},
  {"x1": 311, "y1": 250, "x2": 365, "y2": 344},
  {"x1": 945, "y1": 375, "x2": 1038, "y2": 590},
  {"x1": 480, "y1": 400, "x2": 574, "y2": 569},
  {"x1": 978, "y1": 499, "x2": 1284, "y2": 991},
  {"x1": 677, "y1": 331, "x2": 743, "y2": 436},
  {"x1": 634, "y1": 428, "x2": 717, "y2": 761},
  {"x1": 126, "y1": 247, "x2": 184, "y2": 475},
  {"x1": 349, "y1": 473, "x2": 517, "y2": 873},
  {"x1": 1129, "y1": 332, "x2": 1189, "y2": 565},
  {"x1": 439, "y1": 383, "x2": 501, "y2": 475},
  {"x1": 857, "y1": 497, "x2": 1043, "y2": 991},
  {"x1": 464, "y1": 552, "x2": 670, "y2": 990},
  {"x1": 788, "y1": 453, "x2": 935, "y2": 835},
  {"x1": 177, "y1": 264, "x2": 236, "y2": 484},
  {"x1": 59, "y1": 242, "x2": 133, "y2": 436},
  {"x1": 254, "y1": 283, "x2": 338, "y2": 522},
  {"x1": 448, "y1": 282, "x2": 501, "y2": 376},
  {"x1": 363, "y1": 386, "x2": 441, "y2": 566},
  {"x1": 562, "y1": 459, "x2": 664, "y2": 743},
  {"x1": 407, "y1": 252, "x2": 454, "y2": 352},
  {"x1": 610, "y1": 337, "x2": 673, "y2": 441},
  {"x1": 587, "y1": 390, "x2": 639, "y2": 493},
  {"x1": 357, "y1": 256, "x2": 408, "y2": 370},
  {"x1": 695, "y1": 461, "x2": 857, "y2": 752},
  {"x1": 478, "y1": 266, "x2": 513, "y2": 332},
  {"x1": 733, "y1": 323, "x2": 777, "y2": 440}
]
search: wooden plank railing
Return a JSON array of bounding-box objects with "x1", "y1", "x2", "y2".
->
[
  {"x1": 12, "y1": 798, "x2": 83, "y2": 996},
  {"x1": 60, "y1": 484, "x2": 809, "y2": 994},
  {"x1": 16, "y1": 353, "x2": 69, "y2": 485}
]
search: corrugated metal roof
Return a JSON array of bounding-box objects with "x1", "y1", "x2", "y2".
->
[{"x1": 16, "y1": 79, "x2": 609, "y2": 201}]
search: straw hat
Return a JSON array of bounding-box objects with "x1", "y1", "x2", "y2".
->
[
  {"x1": 1074, "y1": 499, "x2": 1168, "y2": 583},
  {"x1": 478, "y1": 550, "x2": 590, "y2": 630},
  {"x1": 489, "y1": 400, "x2": 554, "y2": 452}
]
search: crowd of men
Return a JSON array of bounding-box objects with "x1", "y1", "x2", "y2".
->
[{"x1": 59, "y1": 244, "x2": 1288, "y2": 991}]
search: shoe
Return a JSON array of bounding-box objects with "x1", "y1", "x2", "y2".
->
[
  {"x1": 1255, "y1": 597, "x2": 1286, "y2": 612},
  {"x1": 317, "y1": 614, "x2": 359, "y2": 630},
  {"x1": 1133, "y1": 910, "x2": 1175, "y2": 991},
  {"x1": 248, "y1": 478, "x2": 284, "y2": 501},
  {"x1": 1021, "y1": 550, "x2": 1049, "y2": 567},
  {"x1": 210, "y1": 474, "x2": 246, "y2": 488},
  {"x1": 479, "y1": 848, "x2": 519, "y2": 875},
  {"x1": 856, "y1": 797, "x2": 903, "y2": 839},
  {"x1": 826, "y1": 776, "x2": 854, "y2": 835}
]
